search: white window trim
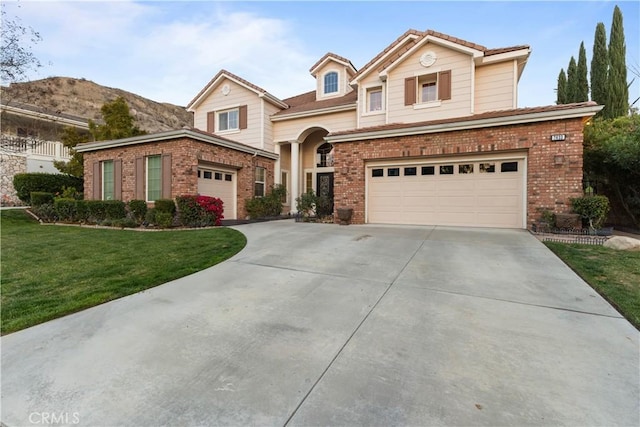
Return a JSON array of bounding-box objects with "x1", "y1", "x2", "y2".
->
[
  {"x1": 321, "y1": 70, "x2": 340, "y2": 98},
  {"x1": 254, "y1": 166, "x2": 266, "y2": 197},
  {"x1": 216, "y1": 107, "x2": 240, "y2": 134},
  {"x1": 363, "y1": 85, "x2": 385, "y2": 116},
  {"x1": 413, "y1": 100, "x2": 442, "y2": 110},
  {"x1": 281, "y1": 169, "x2": 290, "y2": 206},
  {"x1": 102, "y1": 160, "x2": 114, "y2": 201},
  {"x1": 146, "y1": 155, "x2": 161, "y2": 202}
]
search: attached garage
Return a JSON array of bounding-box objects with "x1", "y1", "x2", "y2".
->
[
  {"x1": 198, "y1": 165, "x2": 237, "y2": 220},
  {"x1": 366, "y1": 154, "x2": 526, "y2": 228}
]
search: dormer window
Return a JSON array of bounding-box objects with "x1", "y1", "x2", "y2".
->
[{"x1": 324, "y1": 72, "x2": 338, "y2": 94}]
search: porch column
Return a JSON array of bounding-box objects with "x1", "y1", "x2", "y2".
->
[
  {"x1": 274, "y1": 143, "x2": 281, "y2": 185},
  {"x1": 290, "y1": 141, "x2": 300, "y2": 213}
]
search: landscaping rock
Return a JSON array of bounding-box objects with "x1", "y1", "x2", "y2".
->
[{"x1": 603, "y1": 236, "x2": 640, "y2": 251}]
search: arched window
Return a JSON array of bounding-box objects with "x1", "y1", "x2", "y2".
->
[
  {"x1": 324, "y1": 72, "x2": 338, "y2": 94},
  {"x1": 316, "y1": 142, "x2": 334, "y2": 167}
]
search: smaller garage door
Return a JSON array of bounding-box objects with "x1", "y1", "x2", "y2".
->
[
  {"x1": 198, "y1": 167, "x2": 236, "y2": 220},
  {"x1": 367, "y1": 155, "x2": 526, "y2": 228}
]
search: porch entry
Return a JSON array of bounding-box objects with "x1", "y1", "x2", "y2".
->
[{"x1": 316, "y1": 172, "x2": 334, "y2": 217}]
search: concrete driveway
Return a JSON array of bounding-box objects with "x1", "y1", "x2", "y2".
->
[{"x1": 2, "y1": 221, "x2": 638, "y2": 426}]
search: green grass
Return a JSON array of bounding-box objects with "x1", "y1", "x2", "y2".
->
[
  {"x1": 1, "y1": 209, "x2": 246, "y2": 335},
  {"x1": 545, "y1": 242, "x2": 640, "y2": 329}
]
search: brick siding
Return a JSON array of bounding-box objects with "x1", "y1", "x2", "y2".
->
[
  {"x1": 82, "y1": 137, "x2": 274, "y2": 219},
  {"x1": 333, "y1": 117, "x2": 585, "y2": 228}
]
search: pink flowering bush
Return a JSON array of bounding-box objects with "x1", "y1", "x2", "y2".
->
[{"x1": 176, "y1": 195, "x2": 224, "y2": 227}]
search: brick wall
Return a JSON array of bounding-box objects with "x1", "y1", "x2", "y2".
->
[
  {"x1": 82, "y1": 137, "x2": 274, "y2": 219},
  {"x1": 333, "y1": 117, "x2": 585, "y2": 228}
]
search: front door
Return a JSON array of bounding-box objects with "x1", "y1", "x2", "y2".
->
[{"x1": 316, "y1": 172, "x2": 334, "y2": 217}]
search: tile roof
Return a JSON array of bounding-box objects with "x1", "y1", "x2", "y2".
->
[
  {"x1": 186, "y1": 69, "x2": 281, "y2": 110},
  {"x1": 309, "y1": 52, "x2": 357, "y2": 74},
  {"x1": 272, "y1": 90, "x2": 358, "y2": 117},
  {"x1": 352, "y1": 28, "x2": 530, "y2": 81},
  {"x1": 328, "y1": 102, "x2": 600, "y2": 137}
]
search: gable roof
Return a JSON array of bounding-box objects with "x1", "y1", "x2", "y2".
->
[
  {"x1": 75, "y1": 127, "x2": 278, "y2": 159},
  {"x1": 186, "y1": 69, "x2": 288, "y2": 111},
  {"x1": 271, "y1": 90, "x2": 357, "y2": 120},
  {"x1": 326, "y1": 102, "x2": 602, "y2": 142},
  {"x1": 309, "y1": 52, "x2": 357, "y2": 76},
  {"x1": 351, "y1": 28, "x2": 530, "y2": 84}
]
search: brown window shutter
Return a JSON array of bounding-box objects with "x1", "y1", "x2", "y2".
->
[
  {"x1": 239, "y1": 105, "x2": 248, "y2": 129},
  {"x1": 404, "y1": 77, "x2": 416, "y2": 106},
  {"x1": 161, "y1": 154, "x2": 172, "y2": 198},
  {"x1": 438, "y1": 70, "x2": 451, "y2": 100},
  {"x1": 135, "y1": 157, "x2": 144, "y2": 200},
  {"x1": 207, "y1": 111, "x2": 214, "y2": 133},
  {"x1": 114, "y1": 159, "x2": 122, "y2": 200},
  {"x1": 93, "y1": 162, "x2": 101, "y2": 200}
]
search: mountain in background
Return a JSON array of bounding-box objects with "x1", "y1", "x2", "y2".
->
[{"x1": 1, "y1": 77, "x2": 193, "y2": 133}]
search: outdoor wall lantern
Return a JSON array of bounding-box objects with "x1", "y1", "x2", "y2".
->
[{"x1": 554, "y1": 153, "x2": 565, "y2": 165}]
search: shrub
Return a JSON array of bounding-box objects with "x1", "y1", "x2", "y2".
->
[
  {"x1": 128, "y1": 200, "x2": 147, "y2": 224},
  {"x1": 296, "y1": 190, "x2": 318, "y2": 217},
  {"x1": 31, "y1": 203, "x2": 56, "y2": 222},
  {"x1": 154, "y1": 199, "x2": 176, "y2": 215},
  {"x1": 571, "y1": 195, "x2": 611, "y2": 229},
  {"x1": 30, "y1": 192, "x2": 54, "y2": 207},
  {"x1": 59, "y1": 185, "x2": 83, "y2": 200},
  {"x1": 54, "y1": 198, "x2": 78, "y2": 222},
  {"x1": 155, "y1": 212, "x2": 173, "y2": 229},
  {"x1": 245, "y1": 185, "x2": 286, "y2": 219},
  {"x1": 145, "y1": 208, "x2": 157, "y2": 225},
  {"x1": 103, "y1": 200, "x2": 126, "y2": 220},
  {"x1": 176, "y1": 195, "x2": 224, "y2": 227},
  {"x1": 13, "y1": 173, "x2": 83, "y2": 203},
  {"x1": 111, "y1": 218, "x2": 139, "y2": 229},
  {"x1": 86, "y1": 200, "x2": 107, "y2": 222}
]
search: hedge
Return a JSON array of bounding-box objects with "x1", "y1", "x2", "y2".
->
[
  {"x1": 176, "y1": 195, "x2": 224, "y2": 227},
  {"x1": 13, "y1": 173, "x2": 83, "y2": 203},
  {"x1": 30, "y1": 192, "x2": 55, "y2": 207}
]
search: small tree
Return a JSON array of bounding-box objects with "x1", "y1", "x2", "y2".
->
[
  {"x1": 576, "y1": 42, "x2": 589, "y2": 102},
  {"x1": 590, "y1": 22, "x2": 608, "y2": 111},
  {"x1": 566, "y1": 57, "x2": 578, "y2": 103},
  {"x1": 556, "y1": 69, "x2": 568, "y2": 104},
  {"x1": 53, "y1": 127, "x2": 89, "y2": 177},
  {"x1": 607, "y1": 5, "x2": 628, "y2": 118}
]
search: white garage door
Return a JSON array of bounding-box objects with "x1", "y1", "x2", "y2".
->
[
  {"x1": 367, "y1": 155, "x2": 526, "y2": 228},
  {"x1": 198, "y1": 167, "x2": 236, "y2": 220}
]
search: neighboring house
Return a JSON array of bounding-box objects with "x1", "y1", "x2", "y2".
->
[
  {"x1": 77, "y1": 29, "x2": 602, "y2": 228},
  {"x1": 0, "y1": 100, "x2": 89, "y2": 205}
]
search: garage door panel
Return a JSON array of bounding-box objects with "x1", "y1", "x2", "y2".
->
[
  {"x1": 198, "y1": 167, "x2": 236, "y2": 220},
  {"x1": 366, "y1": 157, "x2": 525, "y2": 228}
]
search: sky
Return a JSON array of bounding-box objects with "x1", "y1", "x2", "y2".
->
[{"x1": 3, "y1": 0, "x2": 639, "y2": 109}]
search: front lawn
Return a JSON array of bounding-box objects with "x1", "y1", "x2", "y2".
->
[
  {"x1": 1, "y1": 209, "x2": 246, "y2": 335},
  {"x1": 545, "y1": 242, "x2": 640, "y2": 329}
]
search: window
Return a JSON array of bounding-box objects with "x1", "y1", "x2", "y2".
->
[
  {"x1": 501, "y1": 162, "x2": 518, "y2": 172},
  {"x1": 367, "y1": 87, "x2": 382, "y2": 112},
  {"x1": 254, "y1": 167, "x2": 266, "y2": 197},
  {"x1": 404, "y1": 167, "x2": 417, "y2": 176},
  {"x1": 324, "y1": 72, "x2": 338, "y2": 94},
  {"x1": 439, "y1": 165, "x2": 454, "y2": 175},
  {"x1": 203, "y1": 171, "x2": 212, "y2": 179},
  {"x1": 305, "y1": 172, "x2": 313, "y2": 192},
  {"x1": 419, "y1": 74, "x2": 437, "y2": 103},
  {"x1": 316, "y1": 142, "x2": 334, "y2": 167},
  {"x1": 479, "y1": 163, "x2": 495, "y2": 173},
  {"x1": 387, "y1": 168, "x2": 400, "y2": 177},
  {"x1": 214, "y1": 172, "x2": 222, "y2": 180},
  {"x1": 17, "y1": 127, "x2": 37, "y2": 138},
  {"x1": 459, "y1": 164, "x2": 474, "y2": 174},
  {"x1": 102, "y1": 160, "x2": 114, "y2": 200},
  {"x1": 225, "y1": 174, "x2": 233, "y2": 182},
  {"x1": 218, "y1": 108, "x2": 239, "y2": 131},
  {"x1": 146, "y1": 155, "x2": 162, "y2": 202},
  {"x1": 405, "y1": 70, "x2": 451, "y2": 106},
  {"x1": 421, "y1": 166, "x2": 435, "y2": 175},
  {"x1": 372, "y1": 168, "x2": 384, "y2": 177}
]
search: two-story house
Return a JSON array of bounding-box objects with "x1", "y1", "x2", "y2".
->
[{"x1": 77, "y1": 29, "x2": 602, "y2": 229}]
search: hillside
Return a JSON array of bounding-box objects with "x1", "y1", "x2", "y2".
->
[{"x1": 1, "y1": 77, "x2": 192, "y2": 133}]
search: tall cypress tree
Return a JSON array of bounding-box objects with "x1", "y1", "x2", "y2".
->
[
  {"x1": 557, "y1": 69, "x2": 568, "y2": 104},
  {"x1": 576, "y1": 42, "x2": 589, "y2": 102},
  {"x1": 590, "y1": 22, "x2": 608, "y2": 111},
  {"x1": 566, "y1": 56, "x2": 578, "y2": 103},
  {"x1": 607, "y1": 5, "x2": 628, "y2": 117}
]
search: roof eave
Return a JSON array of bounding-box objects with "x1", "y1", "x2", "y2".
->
[
  {"x1": 271, "y1": 103, "x2": 357, "y2": 122},
  {"x1": 326, "y1": 105, "x2": 603, "y2": 143},
  {"x1": 75, "y1": 129, "x2": 279, "y2": 160}
]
